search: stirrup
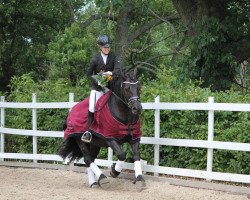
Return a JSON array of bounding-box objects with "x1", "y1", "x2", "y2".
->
[{"x1": 81, "y1": 131, "x2": 92, "y2": 143}]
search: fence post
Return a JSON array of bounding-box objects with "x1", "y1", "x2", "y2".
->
[
  {"x1": 207, "y1": 96, "x2": 214, "y2": 179},
  {"x1": 32, "y1": 93, "x2": 37, "y2": 163},
  {"x1": 108, "y1": 147, "x2": 113, "y2": 164},
  {"x1": 0, "y1": 96, "x2": 5, "y2": 161},
  {"x1": 69, "y1": 93, "x2": 74, "y2": 111},
  {"x1": 68, "y1": 93, "x2": 75, "y2": 169},
  {"x1": 154, "y1": 95, "x2": 160, "y2": 176}
]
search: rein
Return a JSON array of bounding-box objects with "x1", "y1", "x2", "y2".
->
[{"x1": 95, "y1": 80, "x2": 140, "y2": 111}]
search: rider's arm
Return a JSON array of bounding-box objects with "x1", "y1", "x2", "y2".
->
[{"x1": 87, "y1": 56, "x2": 103, "y2": 89}]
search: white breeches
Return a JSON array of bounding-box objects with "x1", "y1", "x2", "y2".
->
[{"x1": 89, "y1": 88, "x2": 109, "y2": 113}]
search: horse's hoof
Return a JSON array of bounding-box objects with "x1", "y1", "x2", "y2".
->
[
  {"x1": 98, "y1": 174, "x2": 110, "y2": 189},
  {"x1": 133, "y1": 175, "x2": 146, "y2": 191},
  {"x1": 90, "y1": 182, "x2": 99, "y2": 188},
  {"x1": 110, "y1": 163, "x2": 120, "y2": 178}
]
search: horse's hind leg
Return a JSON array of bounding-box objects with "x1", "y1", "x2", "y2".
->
[
  {"x1": 107, "y1": 140, "x2": 125, "y2": 178},
  {"x1": 89, "y1": 144, "x2": 110, "y2": 188},
  {"x1": 75, "y1": 138, "x2": 109, "y2": 188},
  {"x1": 75, "y1": 139, "x2": 97, "y2": 187}
]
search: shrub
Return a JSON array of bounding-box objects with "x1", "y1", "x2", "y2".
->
[{"x1": 140, "y1": 69, "x2": 250, "y2": 174}]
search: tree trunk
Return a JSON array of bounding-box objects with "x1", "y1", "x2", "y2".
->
[
  {"x1": 0, "y1": 60, "x2": 15, "y2": 91},
  {"x1": 114, "y1": 0, "x2": 134, "y2": 61}
]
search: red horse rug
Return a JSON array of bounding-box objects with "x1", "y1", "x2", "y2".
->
[{"x1": 64, "y1": 91, "x2": 142, "y2": 141}]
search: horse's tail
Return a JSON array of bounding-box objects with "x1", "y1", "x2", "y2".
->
[{"x1": 58, "y1": 137, "x2": 83, "y2": 163}]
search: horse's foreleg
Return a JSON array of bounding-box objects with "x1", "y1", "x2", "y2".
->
[
  {"x1": 107, "y1": 140, "x2": 125, "y2": 178},
  {"x1": 131, "y1": 141, "x2": 146, "y2": 189},
  {"x1": 131, "y1": 141, "x2": 142, "y2": 177}
]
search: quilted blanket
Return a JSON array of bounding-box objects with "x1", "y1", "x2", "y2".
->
[{"x1": 64, "y1": 91, "x2": 141, "y2": 141}]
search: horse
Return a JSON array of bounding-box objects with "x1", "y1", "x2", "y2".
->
[{"x1": 58, "y1": 69, "x2": 146, "y2": 189}]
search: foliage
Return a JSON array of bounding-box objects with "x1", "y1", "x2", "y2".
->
[
  {"x1": 179, "y1": 1, "x2": 250, "y2": 91},
  {"x1": 139, "y1": 69, "x2": 250, "y2": 174},
  {"x1": 181, "y1": 17, "x2": 234, "y2": 91},
  {"x1": 0, "y1": 0, "x2": 84, "y2": 91},
  {"x1": 46, "y1": 10, "x2": 118, "y2": 85},
  {"x1": 2, "y1": 70, "x2": 250, "y2": 174},
  {"x1": 1, "y1": 0, "x2": 249, "y2": 174},
  {"x1": 4, "y1": 73, "x2": 89, "y2": 154},
  {"x1": 46, "y1": 21, "x2": 95, "y2": 85}
]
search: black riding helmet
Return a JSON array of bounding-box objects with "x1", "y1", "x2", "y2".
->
[{"x1": 97, "y1": 35, "x2": 112, "y2": 48}]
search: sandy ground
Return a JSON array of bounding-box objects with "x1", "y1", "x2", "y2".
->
[{"x1": 0, "y1": 166, "x2": 248, "y2": 200}]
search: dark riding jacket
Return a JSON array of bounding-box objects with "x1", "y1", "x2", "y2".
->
[{"x1": 87, "y1": 52, "x2": 121, "y2": 91}]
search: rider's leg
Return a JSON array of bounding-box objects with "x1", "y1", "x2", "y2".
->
[{"x1": 81, "y1": 90, "x2": 104, "y2": 142}]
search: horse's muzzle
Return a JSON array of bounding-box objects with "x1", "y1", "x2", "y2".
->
[{"x1": 130, "y1": 101, "x2": 142, "y2": 115}]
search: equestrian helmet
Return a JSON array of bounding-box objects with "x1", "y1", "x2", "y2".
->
[{"x1": 97, "y1": 35, "x2": 112, "y2": 48}]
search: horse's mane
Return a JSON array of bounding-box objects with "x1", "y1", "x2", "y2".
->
[{"x1": 109, "y1": 71, "x2": 125, "y2": 97}]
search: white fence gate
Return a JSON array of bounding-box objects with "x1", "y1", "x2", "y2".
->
[{"x1": 0, "y1": 93, "x2": 249, "y2": 184}]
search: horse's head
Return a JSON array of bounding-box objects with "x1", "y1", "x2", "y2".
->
[
  {"x1": 120, "y1": 69, "x2": 142, "y2": 115},
  {"x1": 109, "y1": 68, "x2": 142, "y2": 115},
  {"x1": 121, "y1": 70, "x2": 142, "y2": 115}
]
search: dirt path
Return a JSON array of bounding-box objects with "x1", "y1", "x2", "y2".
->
[{"x1": 0, "y1": 166, "x2": 248, "y2": 200}]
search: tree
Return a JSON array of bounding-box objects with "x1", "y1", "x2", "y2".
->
[
  {"x1": 172, "y1": 0, "x2": 250, "y2": 91},
  {"x1": 79, "y1": 0, "x2": 180, "y2": 69},
  {"x1": 46, "y1": 0, "x2": 184, "y2": 85},
  {"x1": 0, "y1": 0, "x2": 84, "y2": 91}
]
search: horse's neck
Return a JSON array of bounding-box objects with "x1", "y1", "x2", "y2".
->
[{"x1": 109, "y1": 94, "x2": 137, "y2": 125}]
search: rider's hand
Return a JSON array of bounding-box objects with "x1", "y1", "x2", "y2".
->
[{"x1": 102, "y1": 71, "x2": 112, "y2": 76}]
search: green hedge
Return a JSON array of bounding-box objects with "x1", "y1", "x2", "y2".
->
[
  {"x1": 139, "y1": 69, "x2": 249, "y2": 174},
  {"x1": 4, "y1": 74, "x2": 89, "y2": 155}
]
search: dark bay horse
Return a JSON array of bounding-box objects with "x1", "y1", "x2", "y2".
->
[{"x1": 58, "y1": 69, "x2": 146, "y2": 189}]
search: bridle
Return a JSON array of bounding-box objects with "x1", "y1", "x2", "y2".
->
[
  {"x1": 122, "y1": 81, "x2": 140, "y2": 106},
  {"x1": 111, "y1": 80, "x2": 140, "y2": 108}
]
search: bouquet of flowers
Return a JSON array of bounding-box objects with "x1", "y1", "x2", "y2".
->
[{"x1": 91, "y1": 71, "x2": 112, "y2": 87}]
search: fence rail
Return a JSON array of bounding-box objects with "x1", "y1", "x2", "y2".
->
[{"x1": 0, "y1": 93, "x2": 250, "y2": 184}]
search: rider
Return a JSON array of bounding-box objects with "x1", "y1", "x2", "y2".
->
[{"x1": 81, "y1": 34, "x2": 121, "y2": 142}]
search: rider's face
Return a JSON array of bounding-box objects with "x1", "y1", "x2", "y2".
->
[{"x1": 100, "y1": 46, "x2": 111, "y2": 55}]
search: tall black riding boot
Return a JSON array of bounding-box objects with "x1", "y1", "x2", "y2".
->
[{"x1": 81, "y1": 111, "x2": 94, "y2": 143}]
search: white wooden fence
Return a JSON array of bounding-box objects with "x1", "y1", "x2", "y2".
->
[{"x1": 0, "y1": 93, "x2": 250, "y2": 184}]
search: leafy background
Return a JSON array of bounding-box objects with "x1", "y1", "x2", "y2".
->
[{"x1": 3, "y1": 70, "x2": 249, "y2": 174}]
